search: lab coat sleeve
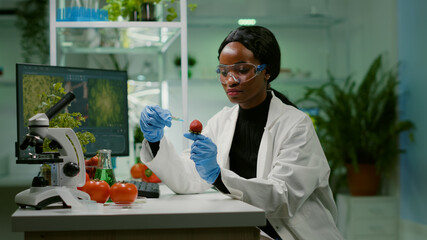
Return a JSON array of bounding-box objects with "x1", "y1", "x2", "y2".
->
[
  {"x1": 220, "y1": 114, "x2": 330, "y2": 219},
  {"x1": 139, "y1": 137, "x2": 212, "y2": 194}
]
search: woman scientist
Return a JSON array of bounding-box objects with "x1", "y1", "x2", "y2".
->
[{"x1": 139, "y1": 26, "x2": 343, "y2": 240}]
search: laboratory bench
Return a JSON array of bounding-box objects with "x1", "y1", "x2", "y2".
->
[{"x1": 11, "y1": 184, "x2": 265, "y2": 240}]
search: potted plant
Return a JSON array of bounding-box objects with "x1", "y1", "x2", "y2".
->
[
  {"x1": 140, "y1": 0, "x2": 158, "y2": 21},
  {"x1": 104, "y1": 0, "x2": 197, "y2": 21},
  {"x1": 174, "y1": 55, "x2": 197, "y2": 78},
  {"x1": 296, "y1": 55, "x2": 415, "y2": 196},
  {"x1": 122, "y1": 0, "x2": 159, "y2": 21},
  {"x1": 15, "y1": 0, "x2": 49, "y2": 64}
]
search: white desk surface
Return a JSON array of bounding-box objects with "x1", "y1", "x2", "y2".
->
[{"x1": 12, "y1": 184, "x2": 266, "y2": 232}]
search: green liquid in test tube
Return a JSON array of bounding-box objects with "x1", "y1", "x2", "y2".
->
[
  {"x1": 94, "y1": 149, "x2": 116, "y2": 186},
  {"x1": 94, "y1": 168, "x2": 116, "y2": 186}
]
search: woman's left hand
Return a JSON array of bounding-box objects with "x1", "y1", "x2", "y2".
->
[{"x1": 184, "y1": 133, "x2": 221, "y2": 184}]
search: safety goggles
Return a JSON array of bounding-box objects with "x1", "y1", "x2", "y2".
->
[{"x1": 216, "y1": 63, "x2": 267, "y2": 84}]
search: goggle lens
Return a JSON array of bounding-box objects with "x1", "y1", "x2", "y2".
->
[{"x1": 216, "y1": 63, "x2": 266, "y2": 84}]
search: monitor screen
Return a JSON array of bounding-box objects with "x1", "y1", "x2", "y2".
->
[{"x1": 16, "y1": 63, "x2": 129, "y2": 157}]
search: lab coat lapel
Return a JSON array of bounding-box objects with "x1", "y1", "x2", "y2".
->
[{"x1": 256, "y1": 94, "x2": 283, "y2": 178}]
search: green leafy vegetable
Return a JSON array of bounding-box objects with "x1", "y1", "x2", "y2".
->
[{"x1": 35, "y1": 83, "x2": 96, "y2": 153}]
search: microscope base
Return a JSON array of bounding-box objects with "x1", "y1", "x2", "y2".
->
[{"x1": 15, "y1": 186, "x2": 90, "y2": 210}]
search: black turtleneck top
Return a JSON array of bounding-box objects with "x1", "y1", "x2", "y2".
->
[
  {"x1": 229, "y1": 92, "x2": 272, "y2": 178},
  {"x1": 214, "y1": 92, "x2": 281, "y2": 240}
]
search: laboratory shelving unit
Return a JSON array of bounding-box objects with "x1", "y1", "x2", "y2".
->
[
  {"x1": 49, "y1": 0, "x2": 188, "y2": 119},
  {"x1": 49, "y1": 0, "x2": 189, "y2": 153},
  {"x1": 48, "y1": 0, "x2": 190, "y2": 175}
]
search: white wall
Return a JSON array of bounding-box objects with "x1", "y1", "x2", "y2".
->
[
  {"x1": 398, "y1": 0, "x2": 427, "y2": 238},
  {"x1": 345, "y1": 0, "x2": 398, "y2": 77}
]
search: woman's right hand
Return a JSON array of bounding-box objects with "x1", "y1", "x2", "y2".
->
[{"x1": 139, "y1": 105, "x2": 172, "y2": 142}]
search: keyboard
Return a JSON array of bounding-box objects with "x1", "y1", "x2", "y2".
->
[{"x1": 129, "y1": 181, "x2": 160, "y2": 198}]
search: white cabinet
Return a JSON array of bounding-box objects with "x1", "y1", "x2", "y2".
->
[{"x1": 337, "y1": 194, "x2": 399, "y2": 240}]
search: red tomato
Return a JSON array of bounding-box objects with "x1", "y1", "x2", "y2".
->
[
  {"x1": 85, "y1": 156, "x2": 98, "y2": 179},
  {"x1": 110, "y1": 182, "x2": 138, "y2": 204},
  {"x1": 189, "y1": 119, "x2": 203, "y2": 134},
  {"x1": 130, "y1": 163, "x2": 144, "y2": 179},
  {"x1": 85, "y1": 155, "x2": 99, "y2": 167},
  {"x1": 89, "y1": 155, "x2": 99, "y2": 166},
  {"x1": 141, "y1": 164, "x2": 161, "y2": 183},
  {"x1": 83, "y1": 180, "x2": 110, "y2": 203}
]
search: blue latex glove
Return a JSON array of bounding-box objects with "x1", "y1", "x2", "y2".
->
[
  {"x1": 140, "y1": 105, "x2": 172, "y2": 142},
  {"x1": 184, "y1": 133, "x2": 220, "y2": 184}
]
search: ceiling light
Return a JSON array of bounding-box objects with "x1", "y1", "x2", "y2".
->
[{"x1": 238, "y1": 19, "x2": 256, "y2": 26}]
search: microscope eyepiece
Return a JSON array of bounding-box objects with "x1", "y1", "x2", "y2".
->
[{"x1": 45, "y1": 92, "x2": 75, "y2": 119}]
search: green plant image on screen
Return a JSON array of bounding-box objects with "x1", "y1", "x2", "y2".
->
[
  {"x1": 22, "y1": 74, "x2": 64, "y2": 126},
  {"x1": 87, "y1": 78, "x2": 126, "y2": 127}
]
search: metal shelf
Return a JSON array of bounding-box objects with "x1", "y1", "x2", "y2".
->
[
  {"x1": 54, "y1": 21, "x2": 184, "y2": 29},
  {"x1": 58, "y1": 27, "x2": 181, "y2": 55}
]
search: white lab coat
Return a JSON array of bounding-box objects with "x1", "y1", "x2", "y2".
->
[{"x1": 140, "y1": 92, "x2": 343, "y2": 240}]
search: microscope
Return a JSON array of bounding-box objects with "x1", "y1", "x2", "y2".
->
[{"x1": 15, "y1": 92, "x2": 90, "y2": 210}]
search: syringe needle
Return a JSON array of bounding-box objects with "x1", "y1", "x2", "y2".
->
[{"x1": 172, "y1": 116, "x2": 184, "y2": 122}]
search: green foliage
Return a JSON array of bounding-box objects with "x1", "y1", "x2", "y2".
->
[
  {"x1": 166, "y1": 0, "x2": 197, "y2": 21},
  {"x1": 123, "y1": 0, "x2": 151, "y2": 20},
  {"x1": 87, "y1": 79, "x2": 127, "y2": 126},
  {"x1": 188, "y1": 3, "x2": 197, "y2": 11},
  {"x1": 166, "y1": 6, "x2": 177, "y2": 21},
  {"x1": 297, "y1": 55, "x2": 415, "y2": 193},
  {"x1": 134, "y1": 125, "x2": 145, "y2": 143},
  {"x1": 23, "y1": 74, "x2": 63, "y2": 125},
  {"x1": 174, "y1": 55, "x2": 197, "y2": 66},
  {"x1": 104, "y1": 0, "x2": 197, "y2": 21},
  {"x1": 15, "y1": 0, "x2": 49, "y2": 64},
  {"x1": 105, "y1": 0, "x2": 160, "y2": 21},
  {"x1": 35, "y1": 83, "x2": 96, "y2": 153},
  {"x1": 104, "y1": 0, "x2": 123, "y2": 21}
]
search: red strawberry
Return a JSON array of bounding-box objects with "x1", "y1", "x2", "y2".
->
[{"x1": 189, "y1": 119, "x2": 203, "y2": 134}]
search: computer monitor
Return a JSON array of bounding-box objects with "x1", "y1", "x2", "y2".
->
[{"x1": 16, "y1": 63, "x2": 129, "y2": 157}]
